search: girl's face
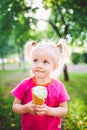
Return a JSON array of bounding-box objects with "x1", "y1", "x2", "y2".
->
[{"x1": 31, "y1": 49, "x2": 56, "y2": 79}]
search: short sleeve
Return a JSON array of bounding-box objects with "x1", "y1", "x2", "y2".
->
[
  {"x1": 11, "y1": 79, "x2": 26, "y2": 101},
  {"x1": 58, "y1": 84, "x2": 70, "y2": 104}
]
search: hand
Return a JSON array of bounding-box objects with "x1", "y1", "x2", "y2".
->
[
  {"x1": 25, "y1": 101, "x2": 36, "y2": 115},
  {"x1": 34, "y1": 104, "x2": 49, "y2": 116}
]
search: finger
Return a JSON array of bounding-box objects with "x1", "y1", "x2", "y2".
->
[
  {"x1": 36, "y1": 111, "x2": 45, "y2": 115},
  {"x1": 34, "y1": 110, "x2": 37, "y2": 115}
]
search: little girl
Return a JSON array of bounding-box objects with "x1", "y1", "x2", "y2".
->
[{"x1": 11, "y1": 39, "x2": 70, "y2": 130}]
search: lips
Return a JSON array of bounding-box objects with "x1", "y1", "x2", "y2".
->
[{"x1": 34, "y1": 69, "x2": 44, "y2": 73}]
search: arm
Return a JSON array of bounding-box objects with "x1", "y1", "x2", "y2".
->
[
  {"x1": 35, "y1": 101, "x2": 68, "y2": 117},
  {"x1": 47, "y1": 102, "x2": 68, "y2": 117},
  {"x1": 12, "y1": 97, "x2": 36, "y2": 115}
]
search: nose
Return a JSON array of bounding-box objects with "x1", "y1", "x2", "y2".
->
[{"x1": 36, "y1": 62, "x2": 42, "y2": 68}]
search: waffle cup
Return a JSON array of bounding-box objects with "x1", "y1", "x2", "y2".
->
[
  {"x1": 32, "y1": 91, "x2": 45, "y2": 105},
  {"x1": 32, "y1": 86, "x2": 47, "y2": 105}
]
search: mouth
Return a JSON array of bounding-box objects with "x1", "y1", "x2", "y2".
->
[{"x1": 34, "y1": 69, "x2": 44, "y2": 73}]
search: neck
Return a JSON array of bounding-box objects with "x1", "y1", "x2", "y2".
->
[{"x1": 34, "y1": 76, "x2": 52, "y2": 86}]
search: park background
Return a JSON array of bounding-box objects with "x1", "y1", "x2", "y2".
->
[{"x1": 0, "y1": 0, "x2": 87, "y2": 130}]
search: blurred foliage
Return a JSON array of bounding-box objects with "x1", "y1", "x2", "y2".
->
[
  {"x1": 62, "y1": 73, "x2": 87, "y2": 130},
  {"x1": 0, "y1": 0, "x2": 87, "y2": 52},
  {"x1": 83, "y1": 53, "x2": 87, "y2": 63},
  {"x1": 43, "y1": 0, "x2": 87, "y2": 41},
  {"x1": 71, "y1": 52, "x2": 83, "y2": 64},
  {"x1": 63, "y1": 99, "x2": 87, "y2": 130},
  {"x1": 71, "y1": 52, "x2": 87, "y2": 64}
]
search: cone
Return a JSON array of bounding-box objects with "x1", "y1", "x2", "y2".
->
[{"x1": 32, "y1": 92, "x2": 45, "y2": 105}]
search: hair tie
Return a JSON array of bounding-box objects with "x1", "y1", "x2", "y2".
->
[
  {"x1": 57, "y1": 44, "x2": 62, "y2": 47},
  {"x1": 57, "y1": 44, "x2": 62, "y2": 52},
  {"x1": 32, "y1": 42, "x2": 36, "y2": 46}
]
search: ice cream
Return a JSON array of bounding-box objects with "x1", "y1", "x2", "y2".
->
[{"x1": 32, "y1": 86, "x2": 47, "y2": 105}]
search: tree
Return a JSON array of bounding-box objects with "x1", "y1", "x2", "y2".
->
[
  {"x1": 0, "y1": 0, "x2": 38, "y2": 69},
  {"x1": 42, "y1": 0, "x2": 87, "y2": 81}
]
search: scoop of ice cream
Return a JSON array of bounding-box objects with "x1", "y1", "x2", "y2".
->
[
  {"x1": 33, "y1": 86, "x2": 47, "y2": 98},
  {"x1": 32, "y1": 86, "x2": 47, "y2": 105}
]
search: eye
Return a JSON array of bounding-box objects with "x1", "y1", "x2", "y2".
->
[
  {"x1": 33, "y1": 59, "x2": 38, "y2": 63},
  {"x1": 43, "y1": 60, "x2": 49, "y2": 64}
]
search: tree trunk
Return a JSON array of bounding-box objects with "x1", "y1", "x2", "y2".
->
[
  {"x1": 63, "y1": 64, "x2": 69, "y2": 81},
  {"x1": 1, "y1": 57, "x2": 5, "y2": 70}
]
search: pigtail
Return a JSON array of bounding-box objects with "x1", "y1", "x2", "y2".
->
[
  {"x1": 57, "y1": 38, "x2": 70, "y2": 65},
  {"x1": 24, "y1": 40, "x2": 36, "y2": 62}
]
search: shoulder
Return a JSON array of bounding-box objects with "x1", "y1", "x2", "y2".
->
[
  {"x1": 47, "y1": 79, "x2": 65, "y2": 94},
  {"x1": 49, "y1": 79, "x2": 67, "y2": 94},
  {"x1": 52, "y1": 79, "x2": 70, "y2": 102},
  {"x1": 52, "y1": 79, "x2": 64, "y2": 88},
  {"x1": 12, "y1": 77, "x2": 33, "y2": 91},
  {"x1": 11, "y1": 77, "x2": 33, "y2": 98},
  {"x1": 19, "y1": 77, "x2": 33, "y2": 85}
]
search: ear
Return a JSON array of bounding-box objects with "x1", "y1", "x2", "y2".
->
[{"x1": 53, "y1": 63, "x2": 58, "y2": 71}]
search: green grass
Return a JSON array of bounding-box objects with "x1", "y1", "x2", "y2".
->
[
  {"x1": 0, "y1": 69, "x2": 29, "y2": 130},
  {"x1": 0, "y1": 70, "x2": 87, "y2": 130},
  {"x1": 61, "y1": 73, "x2": 87, "y2": 130}
]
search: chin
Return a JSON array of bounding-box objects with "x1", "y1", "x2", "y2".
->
[
  {"x1": 34, "y1": 73, "x2": 44, "y2": 77},
  {"x1": 36, "y1": 75, "x2": 44, "y2": 78}
]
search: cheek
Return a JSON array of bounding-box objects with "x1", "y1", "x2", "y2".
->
[
  {"x1": 45, "y1": 65, "x2": 53, "y2": 72},
  {"x1": 31, "y1": 64, "x2": 35, "y2": 72},
  {"x1": 31, "y1": 67, "x2": 36, "y2": 75},
  {"x1": 31, "y1": 62, "x2": 36, "y2": 68}
]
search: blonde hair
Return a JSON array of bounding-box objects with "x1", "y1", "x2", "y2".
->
[
  {"x1": 24, "y1": 39, "x2": 70, "y2": 76},
  {"x1": 24, "y1": 40, "x2": 36, "y2": 62}
]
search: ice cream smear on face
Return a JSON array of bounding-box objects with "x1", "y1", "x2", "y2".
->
[{"x1": 32, "y1": 86, "x2": 47, "y2": 105}]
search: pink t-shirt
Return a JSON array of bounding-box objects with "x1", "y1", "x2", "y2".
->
[{"x1": 11, "y1": 77, "x2": 70, "y2": 130}]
